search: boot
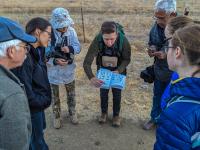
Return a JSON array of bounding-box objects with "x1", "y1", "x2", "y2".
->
[
  {"x1": 112, "y1": 116, "x2": 121, "y2": 127},
  {"x1": 53, "y1": 117, "x2": 61, "y2": 129},
  {"x1": 98, "y1": 113, "x2": 107, "y2": 124},
  {"x1": 143, "y1": 120, "x2": 156, "y2": 130},
  {"x1": 69, "y1": 113, "x2": 79, "y2": 125}
]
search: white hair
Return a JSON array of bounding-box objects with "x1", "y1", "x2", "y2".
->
[
  {"x1": 155, "y1": 0, "x2": 176, "y2": 14},
  {"x1": 0, "y1": 39, "x2": 22, "y2": 57}
]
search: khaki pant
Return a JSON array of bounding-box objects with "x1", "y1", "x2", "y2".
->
[{"x1": 51, "y1": 81, "x2": 76, "y2": 118}]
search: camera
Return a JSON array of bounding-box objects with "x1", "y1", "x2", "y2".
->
[
  {"x1": 140, "y1": 65, "x2": 155, "y2": 83},
  {"x1": 47, "y1": 36, "x2": 74, "y2": 64}
]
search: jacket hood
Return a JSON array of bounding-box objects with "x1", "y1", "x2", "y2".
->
[{"x1": 170, "y1": 77, "x2": 200, "y2": 101}]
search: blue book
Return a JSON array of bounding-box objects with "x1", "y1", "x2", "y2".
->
[{"x1": 97, "y1": 68, "x2": 126, "y2": 90}]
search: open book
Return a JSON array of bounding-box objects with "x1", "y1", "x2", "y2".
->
[{"x1": 97, "y1": 68, "x2": 126, "y2": 90}]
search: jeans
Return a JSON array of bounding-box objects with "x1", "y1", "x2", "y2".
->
[
  {"x1": 29, "y1": 111, "x2": 48, "y2": 150},
  {"x1": 150, "y1": 79, "x2": 169, "y2": 123},
  {"x1": 100, "y1": 88, "x2": 122, "y2": 117}
]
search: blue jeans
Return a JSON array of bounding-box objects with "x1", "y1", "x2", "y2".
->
[
  {"x1": 29, "y1": 111, "x2": 48, "y2": 150},
  {"x1": 150, "y1": 79, "x2": 169, "y2": 123},
  {"x1": 100, "y1": 88, "x2": 122, "y2": 117}
]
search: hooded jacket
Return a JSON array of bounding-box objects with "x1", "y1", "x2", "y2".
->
[
  {"x1": 12, "y1": 46, "x2": 51, "y2": 112},
  {"x1": 154, "y1": 77, "x2": 200, "y2": 150}
]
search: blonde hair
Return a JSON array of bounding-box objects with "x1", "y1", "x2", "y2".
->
[{"x1": 172, "y1": 25, "x2": 200, "y2": 66}]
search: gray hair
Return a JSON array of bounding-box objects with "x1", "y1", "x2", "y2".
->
[
  {"x1": 0, "y1": 39, "x2": 22, "y2": 57},
  {"x1": 155, "y1": 0, "x2": 176, "y2": 14}
]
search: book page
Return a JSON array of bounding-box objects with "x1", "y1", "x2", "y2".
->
[
  {"x1": 110, "y1": 73, "x2": 126, "y2": 90},
  {"x1": 97, "y1": 68, "x2": 112, "y2": 89}
]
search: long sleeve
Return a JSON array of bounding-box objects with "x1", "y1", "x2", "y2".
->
[
  {"x1": 0, "y1": 93, "x2": 31, "y2": 150},
  {"x1": 68, "y1": 27, "x2": 81, "y2": 55},
  {"x1": 14, "y1": 56, "x2": 51, "y2": 111},
  {"x1": 117, "y1": 36, "x2": 131, "y2": 73},
  {"x1": 83, "y1": 36, "x2": 99, "y2": 79}
]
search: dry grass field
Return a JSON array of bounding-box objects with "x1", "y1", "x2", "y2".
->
[{"x1": 1, "y1": 0, "x2": 200, "y2": 149}]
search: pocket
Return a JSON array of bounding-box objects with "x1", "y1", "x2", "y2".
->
[{"x1": 102, "y1": 56, "x2": 118, "y2": 67}]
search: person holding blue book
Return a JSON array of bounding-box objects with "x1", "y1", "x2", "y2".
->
[{"x1": 83, "y1": 21, "x2": 131, "y2": 127}]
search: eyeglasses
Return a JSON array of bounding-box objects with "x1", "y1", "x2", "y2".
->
[
  {"x1": 42, "y1": 30, "x2": 51, "y2": 37},
  {"x1": 164, "y1": 46, "x2": 175, "y2": 53},
  {"x1": 164, "y1": 37, "x2": 172, "y2": 43},
  {"x1": 16, "y1": 44, "x2": 31, "y2": 53},
  {"x1": 153, "y1": 16, "x2": 166, "y2": 20}
]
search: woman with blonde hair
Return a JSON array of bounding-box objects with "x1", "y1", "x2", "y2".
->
[{"x1": 154, "y1": 25, "x2": 200, "y2": 149}]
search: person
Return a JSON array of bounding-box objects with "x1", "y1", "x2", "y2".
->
[
  {"x1": 83, "y1": 21, "x2": 131, "y2": 127},
  {"x1": 143, "y1": 0, "x2": 177, "y2": 130},
  {"x1": 47, "y1": 7, "x2": 81, "y2": 128},
  {"x1": 161, "y1": 16, "x2": 194, "y2": 109},
  {"x1": 0, "y1": 17, "x2": 36, "y2": 150},
  {"x1": 12, "y1": 17, "x2": 52, "y2": 150},
  {"x1": 154, "y1": 24, "x2": 200, "y2": 150}
]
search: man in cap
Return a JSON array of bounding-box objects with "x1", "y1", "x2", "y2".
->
[
  {"x1": 47, "y1": 7, "x2": 81, "y2": 128},
  {"x1": 143, "y1": 0, "x2": 177, "y2": 130},
  {"x1": 0, "y1": 17, "x2": 36, "y2": 150}
]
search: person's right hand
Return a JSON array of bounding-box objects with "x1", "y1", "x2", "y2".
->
[
  {"x1": 147, "y1": 49, "x2": 156, "y2": 57},
  {"x1": 90, "y1": 77, "x2": 104, "y2": 88},
  {"x1": 147, "y1": 45, "x2": 157, "y2": 57},
  {"x1": 55, "y1": 58, "x2": 68, "y2": 66}
]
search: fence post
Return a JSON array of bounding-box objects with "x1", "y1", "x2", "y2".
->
[{"x1": 81, "y1": 0, "x2": 86, "y2": 43}]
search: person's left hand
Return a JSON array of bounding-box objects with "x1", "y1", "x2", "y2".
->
[
  {"x1": 154, "y1": 51, "x2": 167, "y2": 59},
  {"x1": 61, "y1": 46, "x2": 69, "y2": 53}
]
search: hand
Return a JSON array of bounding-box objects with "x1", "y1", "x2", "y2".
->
[
  {"x1": 90, "y1": 77, "x2": 104, "y2": 88},
  {"x1": 154, "y1": 51, "x2": 167, "y2": 59},
  {"x1": 147, "y1": 45, "x2": 157, "y2": 57},
  {"x1": 61, "y1": 46, "x2": 69, "y2": 53},
  {"x1": 147, "y1": 49, "x2": 156, "y2": 57},
  {"x1": 55, "y1": 58, "x2": 68, "y2": 66},
  {"x1": 112, "y1": 70, "x2": 119, "y2": 74}
]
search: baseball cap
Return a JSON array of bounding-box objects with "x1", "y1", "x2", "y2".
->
[{"x1": 0, "y1": 17, "x2": 37, "y2": 43}]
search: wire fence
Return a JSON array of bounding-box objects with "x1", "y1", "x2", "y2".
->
[{"x1": 1, "y1": 0, "x2": 200, "y2": 43}]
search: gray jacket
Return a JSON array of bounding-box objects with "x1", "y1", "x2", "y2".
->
[{"x1": 0, "y1": 65, "x2": 31, "y2": 150}]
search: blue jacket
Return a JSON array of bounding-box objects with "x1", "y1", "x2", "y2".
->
[
  {"x1": 154, "y1": 77, "x2": 200, "y2": 150},
  {"x1": 12, "y1": 46, "x2": 52, "y2": 112},
  {"x1": 161, "y1": 72, "x2": 179, "y2": 110}
]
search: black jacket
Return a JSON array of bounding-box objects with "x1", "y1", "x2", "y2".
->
[{"x1": 12, "y1": 45, "x2": 51, "y2": 112}]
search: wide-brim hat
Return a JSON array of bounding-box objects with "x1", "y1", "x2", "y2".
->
[{"x1": 50, "y1": 7, "x2": 74, "y2": 29}]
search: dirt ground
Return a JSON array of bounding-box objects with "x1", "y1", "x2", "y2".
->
[{"x1": 44, "y1": 44, "x2": 156, "y2": 150}]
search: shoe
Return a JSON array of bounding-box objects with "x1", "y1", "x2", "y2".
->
[
  {"x1": 69, "y1": 114, "x2": 79, "y2": 125},
  {"x1": 53, "y1": 117, "x2": 61, "y2": 129},
  {"x1": 98, "y1": 113, "x2": 107, "y2": 124},
  {"x1": 143, "y1": 120, "x2": 156, "y2": 130},
  {"x1": 112, "y1": 116, "x2": 121, "y2": 127}
]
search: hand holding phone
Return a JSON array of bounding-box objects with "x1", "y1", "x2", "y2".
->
[{"x1": 147, "y1": 45, "x2": 157, "y2": 57}]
